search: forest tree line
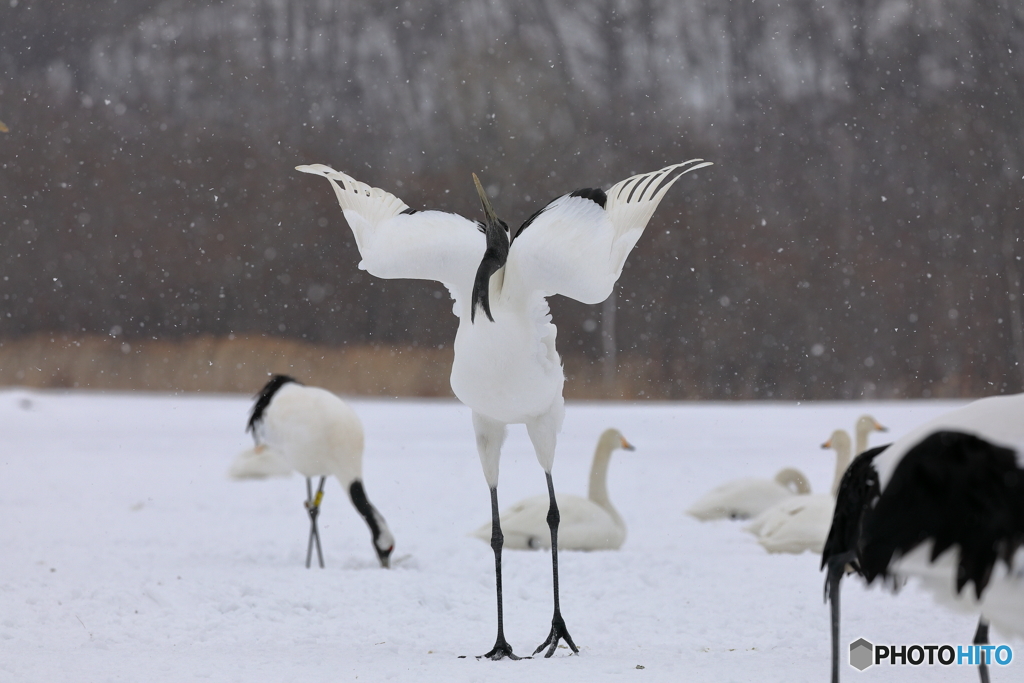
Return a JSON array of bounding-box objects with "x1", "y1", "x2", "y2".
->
[{"x1": 2, "y1": 0, "x2": 1023, "y2": 400}]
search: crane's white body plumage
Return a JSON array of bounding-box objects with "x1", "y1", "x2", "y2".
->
[
  {"x1": 471, "y1": 428, "x2": 634, "y2": 551},
  {"x1": 888, "y1": 542, "x2": 1024, "y2": 638},
  {"x1": 686, "y1": 468, "x2": 811, "y2": 521},
  {"x1": 250, "y1": 382, "x2": 365, "y2": 485}
]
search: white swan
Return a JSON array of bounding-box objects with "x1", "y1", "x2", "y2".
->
[
  {"x1": 230, "y1": 375, "x2": 395, "y2": 568},
  {"x1": 745, "y1": 429, "x2": 853, "y2": 553},
  {"x1": 471, "y1": 428, "x2": 635, "y2": 550},
  {"x1": 229, "y1": 443, "x2": 293, "y2": 479},
  {"x1": 686, "y1": 467, "x2": 811, "y2": 521}
]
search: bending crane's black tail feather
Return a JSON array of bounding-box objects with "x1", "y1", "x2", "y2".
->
[{"x1": 859, "y1": 432, "x2": 1022, "y2": 597}]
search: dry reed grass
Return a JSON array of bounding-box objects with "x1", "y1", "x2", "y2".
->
[{"x1": 0, "y1": 333, "x2": 681, "y2": 399}]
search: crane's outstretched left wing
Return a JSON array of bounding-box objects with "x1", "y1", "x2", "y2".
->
[
  {"x1": 503, "y1": 160, "x2": 711, "y2": 305},
  {"x1": 296, "y1": 164, "x2": 484, "y2": 300}
]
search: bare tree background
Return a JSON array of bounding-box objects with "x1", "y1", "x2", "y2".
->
[{"x1": 2, "y1": 0, "x2": 1023, "y2": 399}]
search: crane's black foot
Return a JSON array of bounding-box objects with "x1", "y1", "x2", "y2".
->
[
  {"x1": 534, "y1": 611, "x2": 579, "y2": 657},
  {"x1": 478, "y1": 635, "x2": 523, "y2": 661}
]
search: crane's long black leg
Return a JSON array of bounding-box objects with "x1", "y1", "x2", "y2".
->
[
  {"x1": 479, "y1": 486, "x2": 520, "y2": 660},
  {"x1": 305, "y1": 478, "x2": 315, "y2": 568},
  {"x1": 534, "y1": 472, "x2": 578, "y2": 657},
  {"x1": 974, "y1": 618, "x2": 991, "y2": 683},
  {"x1": 313, "y1": 476, "x2": 326, "y2": 568},
  {"x1": 824, "y1": 553, "x2": 855, "y2": 683},
  {"x1": 304, "y1": 476, "x2": 326, "y2": 569}
]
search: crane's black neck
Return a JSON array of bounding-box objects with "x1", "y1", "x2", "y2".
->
[
  {"x1": 471, "y1": 219, "x2": 509, "y2": 323},
  {"x1": 349, "y1": 479, "x2": 394, "y2": 567}
]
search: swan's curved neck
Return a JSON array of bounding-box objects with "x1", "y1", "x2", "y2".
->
[
  {"x1": 830, "y1": 444, "x2": 852, "y2": 497},
  {"x1": 775, "y1": 467, "x2": 811, "y2": 494},
  {"x1": 587, "y1": 440, "x2": 621, "y2": 523},
  {"x1": 854, "y1": 429, "x2": 868, "y2": 457}
]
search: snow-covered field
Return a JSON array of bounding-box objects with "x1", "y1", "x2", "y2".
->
[{"x1": 2, "y1": 389, "x2": 1016, "y2": 682}]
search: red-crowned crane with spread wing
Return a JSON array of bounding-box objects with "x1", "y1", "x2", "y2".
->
[{"x1": 296, "y1": 159, "x2": 711, "y2": 659}]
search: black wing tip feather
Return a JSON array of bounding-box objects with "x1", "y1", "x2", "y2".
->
[
  {"x1": 860, "y1": 430, "x2": 1024, "y2": 598},
  {"x1": 621, "y1": 161, "x2": 708, "y2": 203},
  {"x1": 246, "y1": 374, "x2": 299, "y2": 434},
  {"x1": 626, "y1": 172, "x2": 660, "y2": 202},
  {"x1": 569, "y1": 187, "x2": 608, "y2": 208},
  {"x1": 518, "y1": 162, "x2": 705, "y2": 238}
]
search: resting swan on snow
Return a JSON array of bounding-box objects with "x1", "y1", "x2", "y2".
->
[
  {"x1": 229, "y1": 443, "x2": 293, "y2": 479},
  {"x1": 686, "y1": 467, "x2": 811, "y2": 521},
  {"x1": 471, "y1": 428, "x2": 635, "y2": 550},
  {"x1": 745, "y1": 429, "x2": 853, "y2": 554}
]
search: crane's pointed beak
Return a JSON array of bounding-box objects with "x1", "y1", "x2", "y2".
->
[{"x1": 472, "y1": 173, "x2": 500, "y2": 225}]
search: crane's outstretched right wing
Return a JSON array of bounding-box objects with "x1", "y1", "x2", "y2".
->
[
  {"x1": 503, "y1": 160, "x2": 711, "y2": 305},
  {"x1": 297, "y1": 164, "x2": 484, "y2": 301}
]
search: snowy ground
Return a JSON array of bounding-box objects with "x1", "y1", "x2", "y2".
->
[{"x1": 2, "y1": 389, "x2": 1017, "y2": 682}]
